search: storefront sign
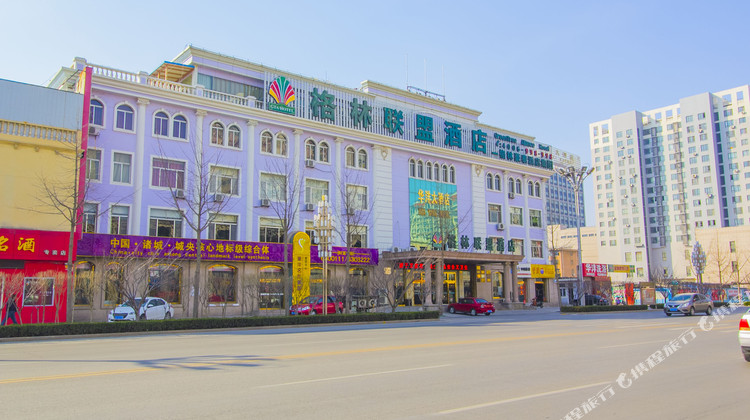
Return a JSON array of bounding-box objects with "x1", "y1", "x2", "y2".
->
[
  {"x1": 77, "y1": 233, "x2": 378, "y2": 266},
  {"x1": 608, "y1": 264, "x2": 635, "y2": 273},
  {"x1": 517, "y1": 263, "x2": 531, "y2": 278},
  {"x1": 292, "y1": 232, "x2": 311, "y2": 304},
  {"x1": 0, "y1": 229, "x2": 70, "y2": 261},
  {"x1": 531, "y1": 264, "x2": 555, "y2": 278},
  {"x1": 267, "y1": 76, "x2": 296, "y2": 115},
  {"x1": 582, "y1": 263, "x2": 608, "y2": 277}
]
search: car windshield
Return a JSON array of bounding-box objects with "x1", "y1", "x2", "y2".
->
[
  {"x1": 300, "y1": 297, "x2": 320, "y2": 304},
  {"x1": 119, "y1": 299, "x2": 142, "y2": 309},
  {"x1": 670, "y1": 295, "x2": 692, "y2": 301}
]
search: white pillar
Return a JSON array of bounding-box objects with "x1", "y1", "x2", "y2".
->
[
  {"x1": 293, "y1": 129, "x2": 303, "y2": 232},
  {"x1": 132, "y1": 98, "x2": 149, "y2": 234},
  {"x1": 194, "y1": 109, "x2": 207, "y2": 238},
  {"x1": 245, "y1": 119, "x2": 257, "y2": 240},
  {"x1": 523, "y1": 174, "x2": 531, "y2": 259},
  {"x1": 334, "y1": 137, "x2": 344, "y2": 246}
]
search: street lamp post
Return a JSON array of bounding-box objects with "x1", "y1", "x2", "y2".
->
[
  {"x1": 314, "y1": 195, "x2": 334, "y2": 315},
  {"x1": 557, "y1": 165, "x2": 594, "y2": 306}
]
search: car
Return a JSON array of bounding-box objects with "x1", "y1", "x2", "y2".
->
[
  {"x1": 584, "y1": 295, "x2": 610, "y2": 306},
  {"x1": 663, "y1": 293, "x2": 713, "y2": 316},
  {"x1": 289, "y1": 296, "x2": 343, "y2": 315},
  {"x1": 447, "y1": 297, "x2": 495, "y2": 316},
  {"x1": 107, "y1": 297, "x2": 174, "y2": 322},
  {"x1": 739, "y1": 308, "x2": 750, "y2": 362}
]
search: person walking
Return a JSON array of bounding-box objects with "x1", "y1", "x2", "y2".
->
[{"x1": 1, "y1": 293, "x2": 20, "y2": 325}]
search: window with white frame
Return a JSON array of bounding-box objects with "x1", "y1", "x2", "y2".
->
[
  {"x1": 488, "y1": 204, "x2": 502, "y2": 223},
  {"x1": 346, "y1": 146, "x2": 356, "y2": 167},
  {"x1": 494, "y1": 174, "x2": 501, "y2": 190},
  {"x1": 531, "y1": 240, "x2": 543, "y2": 258},
  {"x1": 173, "y1": 115, "x2": 187, "y2": 139},
  {"x1": 409, "y1": 159, "x2": 416, "y2": 177},
  {"x1": 86, "y1": 149, "x2": 101, "y2": 181},
  {"x1": 305, "y1": 179, "x2": 329, "y2": 205},
  {"x1": 261, "y1": 131, "x2": 273, "y2": 154},
  {"x1": 227, "y1": 124, "x2": 240, "y2": 148},
  {"x1": 115, "y1": 104, "x2": 134, "y2": 131},
  {"x1": 83, "y1": 203, "x2": 98, "y2": 233},
  {"x1": 486, "y1": 173, "x2": 494, "y2": 189},
  {"x1": 110, "y1": 205, "x2": 129, "y2": 234},
  {"x1": 154, "y1": 111, "x2": 169, "y2": 136},
  {"x1": 348, "y1": 225, "x2": 367, "y2": 248},
  {"x1": 23, "y1": 277, "x2": 54, "y2": 306},
  {"x1": 319, "y1": 142, "x2": 329, "y2": 163},
  {"x1": 112, "y1": 152, "x2": 131, "y2": 184},
  {"x1": 529, "y1": 209, "x2": 542, "y2": 227},
  {"x1": 515, "y1": 179, "x2": 522, "y2": 194},
  {"x1": 358, "y1": 149, "x2": 368, "y2": 169},
  {"x1": 510, "y1": 207, "x2": 523, "y2": 225},
  {"x1": 209, "y1": 166, "x2": 239, "y2": 195},
  {"x1": 306, "y1": 139, "x2": 316, "y2": 160},
  {"x1": 346, "y1": 184, "x2": 368, "y2": 210},
  {"x1": 211, "y1": 121, "x2": 225, "y2": 145},
  {"x1": 275, "y1": 133, "x2": 288, "y2": 156},
  {"x1": 260, "y1": 173, "x2": 286, "y2": 202},
  {"x1": 305, "y1": 221, "x2": 318, "y2": 244},
  {"x1": 426, "y1": 162, "x2": 433, "y2": 180},
  {"x1": 209, "y1": 213, "x2": 238, "y2": 240},
  {"x1": 90, "y1": 99, "x2": 104, "y2": 126},
  {"x1": 259, "y1": 218, "x2": 284, "y2": 243},
  {"x1": 510, "y1": 239, "x2": 524, "y2": 256},
  {"x1": 148, "y1": 208, "x2": 183, "y2": 238},
  {"x1": 151, "y1": 158, "x2": 185, "y2": 190}
]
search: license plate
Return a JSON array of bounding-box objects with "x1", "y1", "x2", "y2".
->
[
  {"x1": 115, "y1": 315, "x2": 125, "y2": 319},
  {"x1": 669, "y1": 308, "x2": 678, "y2": 312}
]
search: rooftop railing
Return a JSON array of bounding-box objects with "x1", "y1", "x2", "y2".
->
[{"x1": 0, "y1": 119, "x2": 78, "y2": 143}]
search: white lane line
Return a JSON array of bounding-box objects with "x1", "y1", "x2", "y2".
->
[
  {"x1": 436, "y1": 381, "x2": 611, "y2": 415},
  {"x1": 257, "y1": 364, "x2": 451, "y2": 388},
  {"x1": 615, "y1": 322, "x2": 676, "y2": 328},
  {"x1": 598, "y1": 339, "x2": 668, "y2": 349}
]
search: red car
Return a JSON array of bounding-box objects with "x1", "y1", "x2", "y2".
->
[
  {"x1": 289, "y1": 296, "x2": 343, "y2": 315},
  {"x1": 448, "y1": 297, "x2": 495, "y2": 316}
]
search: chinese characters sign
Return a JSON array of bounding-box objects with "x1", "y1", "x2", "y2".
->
[
  {"x1": 0, "y1": 229, "x2": 70, "y2": 261},
  {"x1": 582, "y1": 263, "x2": 608, "y2": 277},
  {"x1": 409, "y1": 178, "x2": 458, "y2": 249}
]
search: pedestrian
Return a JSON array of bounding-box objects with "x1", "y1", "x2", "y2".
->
[{"x1": 1, "y1": 293, "x2": 20, "y2": 325}]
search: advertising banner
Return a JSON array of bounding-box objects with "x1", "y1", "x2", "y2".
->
[
  {"x1": 582, "y1": 263, "x2": 608, "y2": 277},
  {"x1": 409, "y1": 178, "x2": 458, "y2": 249},
  {"x1": 0, "y1": 229, "x2": 70, "y2": 261}
]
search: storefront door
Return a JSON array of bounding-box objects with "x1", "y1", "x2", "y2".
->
[{"x1": 443, "y1": 272, "x2": 457, "y2": 304}]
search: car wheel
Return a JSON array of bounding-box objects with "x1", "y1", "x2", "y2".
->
[
  {"x1": 744, "y1": 351, "x2": 750, "y2": 362},
  {"x1": 448, "y1": 307, "x2": 455, "y2": 314},
  {"x1": 139, "y1": 314, "x2": 146, "y2": 320},
  {"x1": 311, "y1": 309, "x2": 317, "y2": 315},
  {"x1": 706, "y1": 306, "x2": 712, "y2": 315},
  {"x1": 471, "y1": 309, "x2": 477, "y2": 316},
  {"x1": 165, "y1": 312, "x2": 171, "y2": 320},
  {"x1": 688, "y1": 307, "x2": 695, "y2": 316},
  {"x1": 485, "y1": 312, "x2": 491, "y2": 316},
  {"x1": 665, "y1": 312, "x2": 672, "y2": 317}
]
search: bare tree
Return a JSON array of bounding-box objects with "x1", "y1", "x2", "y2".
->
[
  {"x1": 371, "y1": 249, "x2": 436, "y2": 312},
  {"x1": 547, "y1": 224, "x2": 576, "y2": 280},
  {"x1": 238, "y1": 272, "x2": 260, "y2": 316},
  {"x1": 705, "y1": 235, "x2": 732, "y2": 291}
]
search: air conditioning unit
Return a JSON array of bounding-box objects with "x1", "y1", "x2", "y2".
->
[
  {"x1": 213, "y1": 193, "x2": 225, "y2": 202},
  {"x1": 496, "y1": 223, "x2": 505, "y2": 231},
  {"x1": 260, "y1": 198, "x2": 270, "y2": 207},
  {"x1": 88, "y1": 126, "x2": 100, "y2": 136},
  {"x1": 304, "y1": 203, "x2": 314, "y2": 211},
  {"x1": 508, "y1": 191, "x2": 515, "y2": 199},
  {"x1": 173, "y1": 189, "x2": 185, "y2": 199},
  {"x1": 305, "y1": 159, "x2": 315, "y2": 168}
]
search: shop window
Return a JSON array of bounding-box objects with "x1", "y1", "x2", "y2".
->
[
  {"x1": 74, "y1": 261, "x2": 95, "y2": 306},
  {"x1": 23, "y1": 277, "x2": 54, "y2": 306},
  {"x1": 260, "y1": 266, "x2": 284, "y2": 309},
  {"x1": 208, "y1": 265, "x2": 237, "y2": 303},
  {"x1": 103, "y1": 262, "x2": 123, "y2": 306},
  {"x1": 349, "y1": 268, "x2": 368, "y2": 296},
  {"x1": 148, "y1": 264, "x2": 182, "y2": 303}
]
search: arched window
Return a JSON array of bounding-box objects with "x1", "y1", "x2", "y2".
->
[
  {"x1": 149, "y1": 264, "x2": 182, "y2": 304},
  {"x1": 154, "y1": 111, "x2": 169, "y2": 136},
  {"x1": 442, "y1": 164, "x2": 449, "y2": 182},
  {"x1": 90, "y1": 99, "x2": 104, "y2": 126},
  {"x1": 259, "y1": 265, "x2": 284, "y2": 309},
  {"x1": 426, "y1": 162, "x2": 433, "y2": 180},
  {"x1": 494, "y1": 175, "x2": 501, "y2": 191},
  {"x1": 305, "y1": 139, "x2": 317, "y2": 160},
  {"x1": 528, "y1": 181, "x2": 534, "y2": 196},
  {"x1": 227, "y1": 124, "x2": 240, "y2": 148},
  {"x1": 115, "y1": 104, "x2": 134, "y2": 131},
  {"x1": 319, "y1": 142, "x2": 330, "y2": 163},
  {"x1": 434, "y1": 163, "x2": 441, "y2": 181},
  {"x1": 417, "y1": 160, "x2": 424, "y2": 178},
  {"x1": 508, "y1": 177, "x2": 515, "y2": 192},
  {"x1": 358, "y1": 149, "x2": 368, "y2": 169},
  {"x1": 260, "y1": 131, "x2": 273, "y2": 154},
  {"x1": 74, "y1": 261, "x2": 95, "y2": 306},
  {"x1": 534, "y1": 182, "x2": 541, "y2": 197},
  {"x1": 346, "y1": 146, "x2": 356, "y2": 167},
  {"x1": 173, "y1": 115, "x2": 187, "y2": 139},
  {"x1": 275, "y1": 133, "x2": 288, "y2": 156},
  {"x1": 486, "y1": 173, "x2": 494, "y2": 189},
  {"x1": 449, "y1": 166, "x2": 455, "y2": 184},
  {"x1": 211, "y1": 122, "x2": 225, "y2": 145},
  {"x1": 515, "y1": 179, "x2": 522, "y2": 194},
  {"x1": 208, "y1": 265, "x2": 237, "y2": 303},
  {"x1": 409, "y1": 159, "x2": 416, "y2": 177}
]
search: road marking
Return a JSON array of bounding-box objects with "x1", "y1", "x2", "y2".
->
[
  {"x1": 436, "y1": 381, "x2": 611, "y2": 415},
  {"x1": 598, "y1": 339, "x2": 668, "y2": 349},
  {"x1": 257, "y1": 364, "x2": 451, "y2": 388},
  {"x1": 616, "y1": 322, "x2": 675, "y2": 328}
]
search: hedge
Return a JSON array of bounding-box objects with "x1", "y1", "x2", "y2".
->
[
  {"x1": 561, "y1": 305, "x2": 648, "y2": 313},
  {"x1": 0, "y1": 311, "x2": 440, "y2": 339}
]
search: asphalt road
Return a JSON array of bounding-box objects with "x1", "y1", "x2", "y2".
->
[{"x1": 1, "y1": 307, "x2": 747, "y2": 419}]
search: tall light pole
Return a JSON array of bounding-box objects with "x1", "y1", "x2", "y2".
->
[
  {"x1": 557, "y1": 165, "x2": 594, "y2": 305},
  {"x1": 314, "y1": 195, "x2": 334, "y2": 315}
]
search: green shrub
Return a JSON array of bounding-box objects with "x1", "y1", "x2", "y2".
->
[
  {"x1": 560, "y1": 305, "x2": 648, "y2": 313},
  {"x1": 0, "y1": 311, "x2": 440, "y2": 339}
]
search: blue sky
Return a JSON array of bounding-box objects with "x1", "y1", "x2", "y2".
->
[{"x1": 3, "y1": 0, "x2": 749, "y2": 225}]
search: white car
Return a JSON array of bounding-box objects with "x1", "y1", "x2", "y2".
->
[
  {"x1": 739, "y1": 308, "x2": 750, "y2": 362},
  {"x1": 107, "y1": 297, "x2": 173, "y2": 322}
]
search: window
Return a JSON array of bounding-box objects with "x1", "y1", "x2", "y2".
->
[
  {"x1": 227, "y1": 124, "x2": 240, "y2": 148},
  {"x1": 151, "y1": 158, "x2": 185, "y2": 189},
  {"x1": 148, "y1": 208, "x2": 183, "y2": 238},
  {"x1": 528, "y1": 181, "x2": 534, "y2": 196},
  {"x1": 115, "y1": 104, "x2": 134, "y2": 131},
  {"x1": 358, "y1": 149, "x2": 368, "y2": 169},
  {"x1": 305, "y1": 179, "x2": 329, "y2": 205},
  {"x1": 319, "y1": 142, "x2": 329, "y2": 163},
  {"x1": 103, "y1": 263, "x2": 123, "y2": 306},
  {"x1": 209, "y1": 166, "x2": 239, "y2": 195},
  {"x1": 510, "y1": 239, "x2": 524, "y2": 256},
  {"x1": 409, "y1": 159, "x2": 416, "y2": 177},
  {"x1": 173, "y1": 115, "x2": 187, "y2": 139},
  {"x1": 443, "y1": 165, "x2": 450, "y2": 183},
  {"x1": 486, "y1": 173, "x2": 494, "y2": 189},
  {"x1": 529, "y1": 209, "x2": 542, "y2": 227},
  {"x1": 508, "y1": 177, "x2": 514, "y2": 192},
  {"x1": 417, "y1": 160, "x2": 424, "y2": 178},
  {"x1": 23, "y1": 277, "x2": 54, "y2": 306},
  {"x1": 261, "y1": 131, "x2": 273, "y2": 154},
  {"x1": 488, "y1": 204, "x2": 502, "y2": 223},
  {"x1": 534, "y1": 182, "x2": 540, "y2": 197},
  {"x1": 110, "y1": 205, "x2": 129, "y2": 234},
  {"x1": 275, "y1": 133, "x2": 287, "y2": 156},
  {"x1": 260, "y1": 173, "x2": 286, "y2": 202},
  {"x1": 346, "y1": 184, "x2": 368, "y2": 210},
  {"x1": 434, "y1": 163, "x2": 441, "y2": 181},
  {"x1": 531, "y1": 240, "x2": 543, "y2": 258},
  {"x1": 211, "y1": 122, "x2": 224, "y2": 145},
  {"x1": 730, "y1": 240, "x2": 737, "y2": 253},
  {"x1": 515, "y1": 179, "x2": 522, "y2": 194},
  {"x1": 209, "y1": 214, "x2": 238, "y2": 240},
  {"x1": 259, "y1": 218, "x2": 284, "y2": 243},
  {"x1": 495, "y1": 175, "x2": 501, "y2": 190},
  {"x1": 86, "y1": 149, "x2": 101, "y2": 181},
  {"x1": 259, "y1": 266, "x2": 284, "y2": 309},
  {"x1": 112, "y1": 152, "x2": 132, "y2": 184},
  {"x1": 348, "y1": 225, "x2": 368, "y2": 247},
  {"x1": 83, "y1": 203, "x2": 97, "y2": 233},
  {"x1": 306, "y1": 139, "x2": 317, "y2": 160},
  {"x1": 207, "y1": 265, "x2": 236, "y2": 303},
  {"x1": 426, "y1": 162, "x2": 433, "y2": 180},
  {"x1": 510, "y1": 207, "x2": 523, "y2": 225},
  {"x1": 346, "y1": 146, "x2": 356, "y2": 167},
  {"x1": 149, "y1": 264, "x2": 181, "y2": 303},
  {"x1": 89, "y1": 99, "x2": 104, "y2": 126},
  {"x1": 74, "y1": 261, "x2": 94, "y2": 305},
  {"x1": 154, "y1": 111, "x2": 169, "y2": 136}
]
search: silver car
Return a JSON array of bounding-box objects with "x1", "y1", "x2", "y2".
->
[{"x1": 664, "y1": 293, "x2": 713, "y2": 316}]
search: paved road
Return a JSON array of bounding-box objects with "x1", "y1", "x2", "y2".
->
[{"x1": 1, "y1": 308, "x2": 747, "y2": 419}]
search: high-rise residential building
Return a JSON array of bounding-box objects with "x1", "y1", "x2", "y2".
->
[
  {"x1": 590, "y1": 85, "x2": 750, "y2": 282},
  {"x1": 545, "y1": 146, "x2": 585, "y2": 228}
]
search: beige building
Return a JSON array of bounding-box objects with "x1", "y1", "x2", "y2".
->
[{"x1": 693, "y1": 226, "x2": 750, "y2": 288}]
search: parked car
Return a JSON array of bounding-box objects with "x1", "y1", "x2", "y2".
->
[
  {"x1": 739, "y1": 308, "x2": 750, "y2": 362},
  {"x1": 289, "y1": 296, "x2": 343, "y2": 315},
  {"x1": 584, "y1": 295, "x2": 610, "y2": 306},
  {"x1": 107, "y1": 297, "x2": 174, "y2": 322},
  {"x1": 663, "y1": 293, "x2": 713, "y2": 316},
  {"x1": 447, "y1": 297, "x2": 495, "y2": 316}
]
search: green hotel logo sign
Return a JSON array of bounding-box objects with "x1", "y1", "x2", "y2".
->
[{"x1": 268, "y1": 76, "x2": 296, "y2": 115}]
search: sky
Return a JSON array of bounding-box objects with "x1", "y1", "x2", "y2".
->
[{"x1": 3, "y1": 0, "x2": 750, "y2": 226}]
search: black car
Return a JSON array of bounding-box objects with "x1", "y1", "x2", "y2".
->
[{"x1": 584, "y1": 295, "x2": 609, "y2": 306}]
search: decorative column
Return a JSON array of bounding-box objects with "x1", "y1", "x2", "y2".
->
[
  {"x1": 194, "y1": 109, "x2": 207, "y2": 238},
  {"x1": 132, "y1": 98, "x2": 149, "y2": 234},
  {"x1": 522, "y1": 174, "x2": 531, "y2": 259},
  {"x1": 245, "y1": 119, "x2": 257, "y2": 240},
  {"x1": 333, "y1": 137, "x2": 344, "y2": 245},
  {"x1": 293, "y1": 129, "x2": 303, "y2": 232},
  {"x1": 503, "y1": 262, "x2": 512, "y2": 302},
  {"x1": 512, "y1": 262, "x2": 520, "y2": 302}
]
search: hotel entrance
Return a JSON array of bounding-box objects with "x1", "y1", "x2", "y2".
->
[{"x1": 443, "y1": 272, "x2": 457, "y2": 304}]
